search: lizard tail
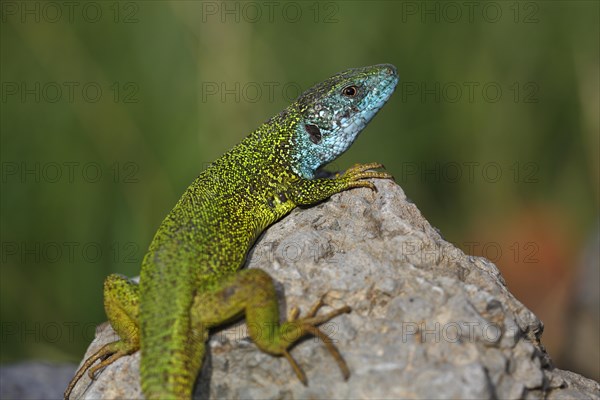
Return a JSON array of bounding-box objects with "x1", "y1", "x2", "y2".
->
[
  {"x1": 140, "y1": 303, "x2": 207, "y2": 399},
  {"x1": 139, "y1": 258, "x2": 207, "y2": 399}
]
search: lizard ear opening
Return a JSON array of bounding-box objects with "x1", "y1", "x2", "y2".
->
[{"x1": 305, "y1": 124, "x2": 322, "y2": 144}]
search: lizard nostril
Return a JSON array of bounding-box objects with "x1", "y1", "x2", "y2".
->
[{"x1": 381, "y1": 64, "x2": 397, "y2": 76}]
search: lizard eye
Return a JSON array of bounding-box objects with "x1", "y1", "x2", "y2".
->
[{"x1": 342, "y1": 85, "x2": 358, "y2": 97}]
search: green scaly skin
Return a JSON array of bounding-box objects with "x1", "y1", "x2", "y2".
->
[{"x1": 65, "y1": 64, "x2": 399, "y2": 399}]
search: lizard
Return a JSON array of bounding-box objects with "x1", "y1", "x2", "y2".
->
[{"x1": 64, "y1": 63, "x2": 399, "y2": 399}]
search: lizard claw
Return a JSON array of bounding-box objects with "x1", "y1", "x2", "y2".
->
[
  {"x1": 64, "y1": 341, "x2": 135, "y2": 399},
  {"x1": 282, "y1": 297, "x2": 351, "y2": 384},
  {"x1": 341, "y1": 163, "x2": 394, "y2": 191}
]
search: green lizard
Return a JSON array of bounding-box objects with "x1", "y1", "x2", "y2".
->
[{"x1": 65, "y1": 64, "x2": 399, "y2": 399}]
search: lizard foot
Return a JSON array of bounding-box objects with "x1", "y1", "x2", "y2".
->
[
  {"x1": 338, "y1": 162, "x2": 394, "y2": 191},
  {"x1": 282, "y1": 296, "x2": 351, "y2": 385},
  {"x1": 64, "y1": 340, "x2": 136, "y2": 399}
]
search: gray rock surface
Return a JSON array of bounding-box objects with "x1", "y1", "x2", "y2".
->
[
  {"x1": 0, "y1": 362, "x2": 76, "y2": 400},
  {"x1": 68, "y1": 180, "x2": 599, "y2": 399}
]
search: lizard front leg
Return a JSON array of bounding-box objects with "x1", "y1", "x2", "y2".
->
[
  {"x1": 191, "y1": 269, "x2": 351, "y2": 385},
  {"x1": 290, "y1": 163, "x2": 393, "y2": 205},
  {"x1": 64, "y1": 274, "x2": 140, "y2": 399}
]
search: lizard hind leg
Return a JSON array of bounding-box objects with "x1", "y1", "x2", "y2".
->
[
  {"x1": 64, "y1": 274, "x2": 140, "y2": 399},
  {"x1": 191, "y1": 269, "x2": 351, "y2": 386}
]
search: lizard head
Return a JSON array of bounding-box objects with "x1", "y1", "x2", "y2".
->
[{"x1": 290, "y1": 64, "x2": 398, "y2": 179}]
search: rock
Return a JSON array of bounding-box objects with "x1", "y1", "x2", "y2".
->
[
  {"x1": 67, "y1": 180, "x2": 600, "y2": 399},
  {"x1": 0, "y1": 362, "x2": 76, "y2": 400}
]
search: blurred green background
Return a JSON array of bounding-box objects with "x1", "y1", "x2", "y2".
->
[{"x1": 1, "y1": 0, "x2": 598, "y2": 381}]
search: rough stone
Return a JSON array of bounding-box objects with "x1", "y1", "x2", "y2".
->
[
  {"x1": 65, "y1": 180, "x2": 599, "y2": 399},
  {"x1": 0, "y1": 362, "x2": 76, "y2": 400}
]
